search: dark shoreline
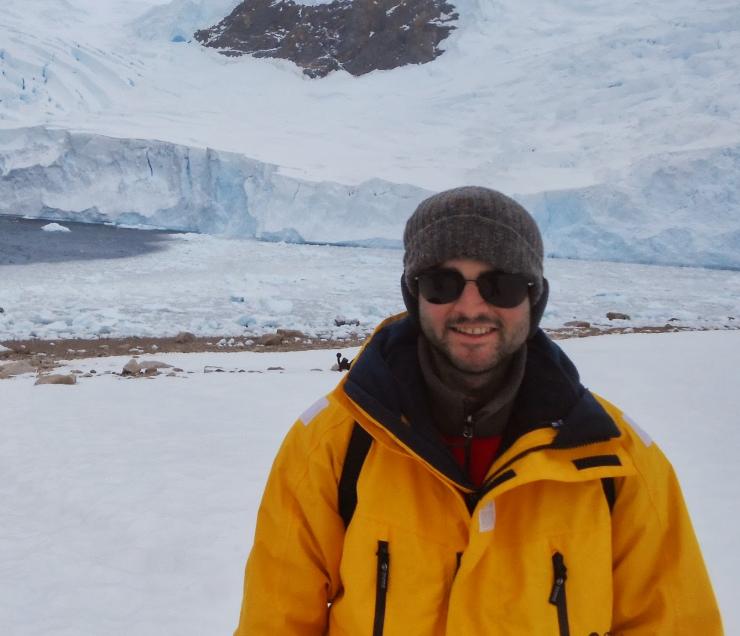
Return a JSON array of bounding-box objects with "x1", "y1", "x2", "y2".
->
[{"x1": 2, "y1": 324, "x2": 729, "y2": 371}]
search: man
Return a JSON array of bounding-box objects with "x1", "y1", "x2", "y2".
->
[{"x1": 235, "y1": 187, "x2": 722, "y2": 634}]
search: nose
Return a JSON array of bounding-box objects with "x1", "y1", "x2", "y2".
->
[{"x1": 454, "y1": 279, "x2": 487, "y2": 311}]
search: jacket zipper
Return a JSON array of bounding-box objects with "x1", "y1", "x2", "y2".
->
[
  {"x1": 549, "y1": 551, "x2": 570, "y2": 636},
  {"x1": 373, "y1": 540, "x2": 390, "y2": 636},
  {"x1": 463, "y1": 415, "x2": 474, "y2": 478}
]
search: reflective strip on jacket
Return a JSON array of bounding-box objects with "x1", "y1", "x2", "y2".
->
[{"x1": 235, "y1": 315, "x2": 723, "y2": 635}]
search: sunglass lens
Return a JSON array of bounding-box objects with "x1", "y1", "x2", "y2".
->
[
  {"x1": 417, "y1": 270, "x2": 464, "y2": 304},
  {"x1": 477, "y1": 272, "x2": 530, "y2": 308},
  {"x1": 417, "y1": 270, "x2": 532, "y2": 307}
]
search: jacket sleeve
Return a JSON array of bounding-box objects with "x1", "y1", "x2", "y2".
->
[
  {"x1": 610, "y1": 419, "x2": 724, "y2": 634},
  {"x1": 234, "y1": 407, "x2": 350, "y2": 635}
]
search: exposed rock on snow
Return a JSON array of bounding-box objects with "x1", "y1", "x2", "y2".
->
[
  {"x1": 122, "y1": 359, "x2": 143, "y2": 376},
  {"x1": 35, "y1": 373, "x2": 77, "y2": 385},
  {"x1": 122, "y1": 358, "x2": 173, "y2": 376},
  {"x1": 334, "y1": 316, "x2": 360, "y2": 327},
  {"x1": 276, "y1": 329, "x2": 305, "y2": 339},
  {"x1": 258, "y1": 334, "x2": 285, "y2": 346},
  {"x1": 194, "y1": 0, "x2": 458, "y2": 77},
  {"x1": 564, "y1": 320, "x2": 591, "y2": 328},
  {"x1": 0, "y1": 360, "x2": 36, "y2": 377},
  {"x1": 607, "y1": 312, "x2": 631, "y2": 321}
]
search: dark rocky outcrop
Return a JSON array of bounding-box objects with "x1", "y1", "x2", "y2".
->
[{"x1": 194, "y1": 0, "x2": 458, "y2": 77}]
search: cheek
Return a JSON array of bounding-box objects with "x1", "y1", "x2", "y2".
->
[
  {"x1": 499, "y1": 305, "x2": 531, "y2": 332},
  {"x1": 418, "y1": 300, "x2": 449, "y2": 333}
]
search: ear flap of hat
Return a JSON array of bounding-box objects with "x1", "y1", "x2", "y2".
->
[
  {"x1": 401, "y1": 273, "x2": 420, "y2": 323},
  {"x1": 528, "y1": 277, "x2": 549, "y2": 340}
]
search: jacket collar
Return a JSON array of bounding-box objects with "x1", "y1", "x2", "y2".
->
[{"x1": 343, "y1": 315, "x2": 620, "y2": 485}]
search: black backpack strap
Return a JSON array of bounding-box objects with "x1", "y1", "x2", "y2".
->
[
  {"x1": 338, "y1": 422, "x2": 373, "y2": 529},
  {"x1": 601, "y1": 477, "x2": 616, "y2": 514}
]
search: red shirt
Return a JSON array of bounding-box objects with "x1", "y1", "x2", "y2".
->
[{"x1": 442, "y1": 433, "x2": 503, "y2": 487}]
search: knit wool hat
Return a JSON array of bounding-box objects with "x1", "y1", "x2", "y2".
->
[{"x1": 403, "y1": 186, "x2": 545, "y2": 302}]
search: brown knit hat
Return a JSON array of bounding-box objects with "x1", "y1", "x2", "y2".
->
[{"x1": 403, "y1": 186, "x2": 544, "y2": 302}]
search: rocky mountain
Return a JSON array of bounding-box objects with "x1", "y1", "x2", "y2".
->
[{"x1": 194, "y1": 0, "x2": 458, "y2": 77}]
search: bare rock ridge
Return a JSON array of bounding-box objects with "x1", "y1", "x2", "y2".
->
[{"x1": 194, "y1": 0, "x2": 458, "y2": 77}]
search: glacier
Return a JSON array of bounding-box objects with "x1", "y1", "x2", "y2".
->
[
  {"x1": 1, "y1": 126, "x2": 739, "y2": 269},
  {"x1": 130, "y1": 0, "x2": 242, "y2": 44},
  {"x1": 520, "y1": 145, "x2": 740, "y2": 270},
  {"x1": 0, "y1": 127, "x2": 429, "y2": 243}
]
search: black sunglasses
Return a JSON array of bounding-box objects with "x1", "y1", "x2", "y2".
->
[{"x1": 415, "y1": 268, "x2": 534, "y2": 308}]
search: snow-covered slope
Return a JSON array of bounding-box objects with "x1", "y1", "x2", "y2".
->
[
  {"x1": 3, "y1": 0, "x2": 738, "y2": 190},
  {"x1": 1, "y1": 0, "x2": 739, "y2": 267}
]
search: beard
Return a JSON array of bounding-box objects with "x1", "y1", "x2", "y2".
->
[{"x1": 420, "y1": 311, "x2": 530, "y2": 376}]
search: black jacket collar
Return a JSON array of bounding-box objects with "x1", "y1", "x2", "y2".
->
[{"x1": 344, "y1": 316, "x2": 620, "y2": 486}]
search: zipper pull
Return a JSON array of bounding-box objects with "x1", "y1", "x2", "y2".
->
[
  {"x1": 374, "y1": 541, "x2": 390, "y2": 636},
  {"x1": 376, "y1": 541, "x2": 390, "y2": 590},
  {"x1": 463, "y1": 415, "x2": 474, "y2": 479},
  {"x1": 463, "y1": 414, "x2": 474, "y2": 438},
  {"x1": 549, "y1": 551, "x2": 567, "y2": 604}
]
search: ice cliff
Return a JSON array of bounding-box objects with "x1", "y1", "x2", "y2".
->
[
  {"x1": 0, "y1": 127, "x2": 427, "y2": 243},
  {"x1": 1, "y1": 126, "x2": 739, "y2": 270},
  {"x1": 520, "y1": 145, "x2": 740, "y2": 270}
]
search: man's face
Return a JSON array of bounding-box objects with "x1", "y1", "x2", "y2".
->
[{"x1": 418, "y1": 258, "x2": 531, "y2": 374}]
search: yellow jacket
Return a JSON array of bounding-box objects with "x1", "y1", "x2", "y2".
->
[{"x1": 235, "y1": 316, "x2": 722, "y2": 635}]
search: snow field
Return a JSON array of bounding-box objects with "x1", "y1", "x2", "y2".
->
[
  {"x1": 1, "y1": 331, "x2": 738, "y2": 634},
  {"x1": 0, "y1": 356, "x2": 334, "y2": 635}
]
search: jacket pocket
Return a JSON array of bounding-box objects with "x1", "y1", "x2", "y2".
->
[
  {"x1": 373, "y1": 541, "x2": 390, "y2": 636},
  {"x1": 548, "y1": 551, "x2": 570, "y2": 636}
]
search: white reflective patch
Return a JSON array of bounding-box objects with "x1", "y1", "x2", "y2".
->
[
  {"x1": 478, "y1": 501, "x2": 496, "y2": 533},
  {"x1": 299, "y1": 396, "x2": 330, "y2": 426},
  {"x1": 623, "y1": 413, "x2": 653, "y2": 448}
]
